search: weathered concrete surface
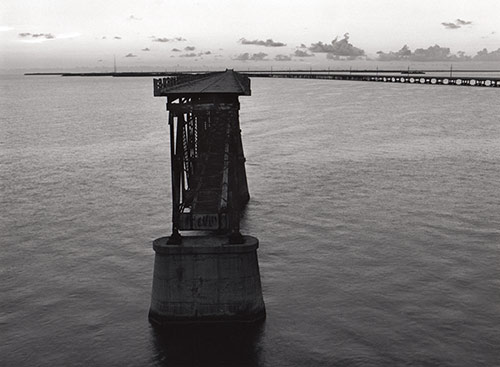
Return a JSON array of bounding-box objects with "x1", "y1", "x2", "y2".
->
[{"x1": 149, "y1": 235, "x2": 265, "y2": 325}]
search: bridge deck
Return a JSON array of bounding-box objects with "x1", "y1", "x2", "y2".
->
[{"x1": 154, "y1": 69, "x2": 251, "y2": 96}]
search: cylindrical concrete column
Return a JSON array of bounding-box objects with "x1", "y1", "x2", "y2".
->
[{"x1": 149, "y1": 235, "x2": 265, "y2": 325}]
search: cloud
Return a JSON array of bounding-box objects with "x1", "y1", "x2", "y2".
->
[
  {"x1": 128, "y1": 15, "x2": 142, "y2": 21},
  {"x1": 326, "y1": 53, "x2": 343, "y2": 60},
  {"x1": 184, "y1": 46, "x2": 195, "y2": 51},
  {"x1": 171, "y1": 48, "x2": 181, "y2": 52},
  {"x1": 474, "y1": 48, "x2": 500, "y2": 61},
  {"x1": 18, "y1": 32, "x2": 54, "y2": 39},
  {"x1": 251, "y1": 52, "x2": 268, "y2": 60},
  {"x1": 234, "y1": 53, "x2": 250, "y2": 61},
  {"x1": 309, "y1": 33, "x2": 365, "y2": 59},
  {"x1": 192, "y1": 51, "x2": 212, "y2": 56},
  {"x1": 442, "y1": 22, "x2": 461, "y2": 29},
  {"x1": 442, "y1": 19, "x2": 473, "y2": 29},
  {"x1": 411, "y1": 45, "x2": 457, "y2": 61},
  {"x1": 142, "y1": 47, "x2": 150, "y2": 51},
  {"x1": 125, "y1": 53, "x2": 137, "y2": 57},
  {"x1": 376, "y1": 44, "x2": 471, "y2": 61},
  {"x1": 152, "y1": 36, "x2": 186, "y2": 42},
  {"x1": 114, "y1": 36, "x2": 122, "y2": 40},
  {"x1": 18, "y1": 32, "x2": 59, "y2": 43},
  {"x1": 456, "y1": 19, "x2": 472, "y2": 25},
  {"x1": 376, "y1": 44, "x2": 412, "y2": 61},
  {"x1": 34, "y1": 33, "x2": 55, "y2": 39},
  {"x1": 179, "y1": 53, "x2": 197, "y2": 58},
  {"x1": 275, "y1": 55, "x2": 292, "y2": 61},
  {"x1": 17, "y1": 31, "x2": 80, "y2": 43},
  {"x1": 233, "y1": 52, "x2": 268, "y2": 61},
  {"x1": 294, "y1": 49, "x2": 314, "y2": 57},
  {"x1": 239, "y1": 38, "x2": 286, "y2": 47}
]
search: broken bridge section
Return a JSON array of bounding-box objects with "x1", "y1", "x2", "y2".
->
[{"x1": 154, "y1": 70, "x2": 251, "y2": 243}]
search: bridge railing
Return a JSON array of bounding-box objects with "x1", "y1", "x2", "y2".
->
[
  {"x1": 154, "y1": 73, "x2": 218, "y2": 96},
  {"x1": 233, "y1": 72, "x2": 251, "y2": 95}
]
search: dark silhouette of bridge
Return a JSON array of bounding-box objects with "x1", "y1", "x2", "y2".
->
[
  {"x1": 154, "y1": 70, "x2": 251, "y2": 244},
  {"x1": 150, "y1": 70, "x2": 266, "y2": 324}
]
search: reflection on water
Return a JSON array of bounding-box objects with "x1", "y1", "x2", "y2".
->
[{"x1": 150, "y1": 322, "x2": 265, "y2": 366}]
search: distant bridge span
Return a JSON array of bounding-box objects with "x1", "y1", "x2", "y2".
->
[
  {"x1": 28, "y1": 69, "x2": 500, "y2": 88},
  {"x1": 243, "y1": 72, "x2": 500, "y2": 88}
]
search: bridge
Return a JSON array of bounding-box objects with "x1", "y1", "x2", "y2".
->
[
  {"x1": 154, "y1": 70, "x2": 251, "y2": 244},
  {"x1": 244, "y1": 71, "x2": 500, "y2": 87},
  {"x1": 150, "y1": 70, "x2": 266, "y2": 324}
]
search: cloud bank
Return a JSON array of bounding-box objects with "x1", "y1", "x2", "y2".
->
[
  {"x1": 233, "y1": 52, "x2": 269, "y2": 61},
  {"x1": 474, "y1": 48, "x2": 500, "y2": 61},
  {"x1": 294, "y1": 49, "x2": 314, "y2": 57},
  {"x1": 309, "y1": 33, "x2": 365, "y2": 59},
  {"x1": 376, "y1": 44, "x2": 472, "y2": 61},
  {"x1": 377, "y1": 44, "x2": 500, "y2": 62},
  {"x1": 18, "y1": 32, "x2": 55, "y2": 39},
  {"x1": 239, "y1": 38, "x2": 286, "y2": 47},
  {"x1": 275, "y1": 54, "x2": 292, "y2": 61},
  {"x1": 152, "y1": 36, "x2": 186, "y2": 43}
]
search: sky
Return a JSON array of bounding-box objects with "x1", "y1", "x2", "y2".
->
[{"x1": 1, "y1": 0, "x2": 499, "y2": 71}]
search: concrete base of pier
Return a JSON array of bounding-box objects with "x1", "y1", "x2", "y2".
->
[{"x1": 149, "y1": 235, "x2": 265, "y2": 325}]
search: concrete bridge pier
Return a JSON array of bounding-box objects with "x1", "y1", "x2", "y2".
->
[{"x1": 149, "y1": 235, "x2": 265, "y2": 325}]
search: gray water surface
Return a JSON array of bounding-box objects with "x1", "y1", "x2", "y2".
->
[{"x1": 1, "y1": 75, "x2": 499, "y2": 366}]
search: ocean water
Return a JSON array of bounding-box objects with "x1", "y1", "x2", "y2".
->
[{"x1": 1, "y1": 74, "x2": 500, "y2": 366}]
